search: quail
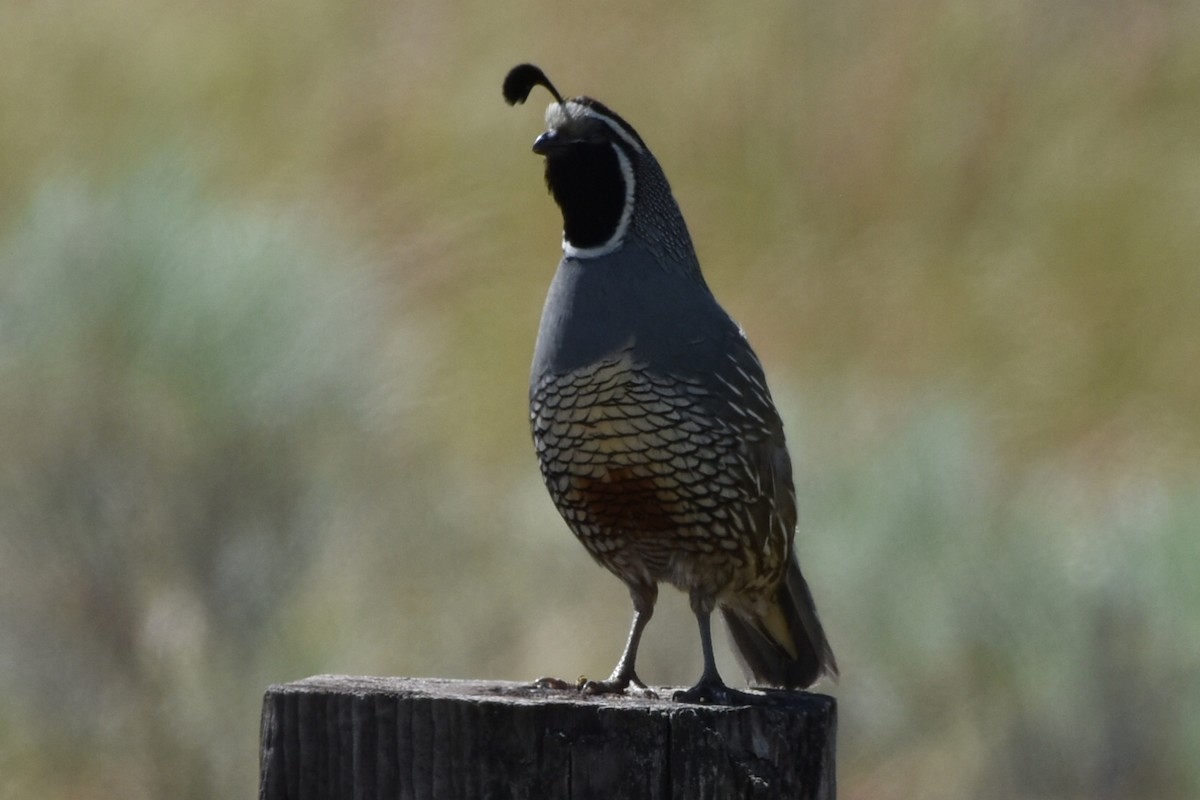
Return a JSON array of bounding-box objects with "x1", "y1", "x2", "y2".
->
[{"x1": 504, "y1": 64, "x2": 837, "y2": 703}]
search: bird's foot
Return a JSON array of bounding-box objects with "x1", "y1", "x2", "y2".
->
[
  {"x1": 581, "y1": 671, "x2": 657, "y2": 699},
  {"x1": 672, "y1": 676, "x2": 762, "y2": 706},
  {"x1": 625, "y1": 682, "x2": 659, "y2": 699}
]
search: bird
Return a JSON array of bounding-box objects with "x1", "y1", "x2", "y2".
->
[{"x1": 503, "y1": 63, "x2": 837, "y2": 704}]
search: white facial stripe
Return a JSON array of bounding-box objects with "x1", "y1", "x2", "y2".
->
[
  {"x1": 563, "y1": 142, "x2": 636, "y2": 260},
  {"x1": 544, "y1": 102, "x2": 570, "y2": 129},
  {"x1": 572, "y1": 101, "x2": 645, "y2": 154},
  {"x1": 545, "y1": 101, "x2": 645, "y2": 154}
]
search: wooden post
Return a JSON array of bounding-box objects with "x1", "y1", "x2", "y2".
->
[{"x1": 260, "y1": 675, "x2": 836, "y2": 800}]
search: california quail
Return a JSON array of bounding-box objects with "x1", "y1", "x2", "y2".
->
[{"x1": 504, "y1": 64, "x2": 837, "y2": 703}]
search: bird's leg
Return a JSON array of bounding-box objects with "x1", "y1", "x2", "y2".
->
[
  {"x1": 673, "y1": 593, "x2": 761, "y2": 705},
  {"x1": 582, "y1": 582, "x2": 657, "y2": 696}
]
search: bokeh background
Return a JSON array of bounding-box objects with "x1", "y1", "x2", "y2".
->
[{"x1": 2, "y1": 1, "x2": 1198, "y2": 798}]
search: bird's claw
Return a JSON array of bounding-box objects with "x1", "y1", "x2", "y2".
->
[
  {"x1": 672, "y1": 678, "x2": 762, "y2": 706},
  {"x1": 580, "y1": 671, "x2": 656, "y2": 698}
]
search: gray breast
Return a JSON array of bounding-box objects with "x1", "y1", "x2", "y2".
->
[{"x1": 531, "y1": 240, "x2": 734, "y2": 380}]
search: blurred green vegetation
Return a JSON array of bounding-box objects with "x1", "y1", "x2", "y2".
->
[{"x1": 0, "y1": 0, "x2": 1197, "y2": 798}]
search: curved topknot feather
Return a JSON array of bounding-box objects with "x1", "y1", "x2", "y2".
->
[{"x1": 503, "y1": 63, "x2": 565, "y2": 106}]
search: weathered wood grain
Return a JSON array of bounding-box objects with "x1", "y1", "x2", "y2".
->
[{"x1": 260, "y1": 675, "x2": 836, "y2": 800}]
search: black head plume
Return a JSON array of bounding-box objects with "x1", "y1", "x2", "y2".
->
[{"x1": 503, "y1": 63, "x2": 565, "y2": 106}]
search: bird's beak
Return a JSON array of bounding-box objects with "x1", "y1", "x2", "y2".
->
[{"x1": 532, "y1": 129, "x2": 562, "y2": 155}]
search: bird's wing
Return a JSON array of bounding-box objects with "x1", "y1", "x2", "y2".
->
[{"x1": 689, "y1": 328, "x2": 798, "y2": 563}]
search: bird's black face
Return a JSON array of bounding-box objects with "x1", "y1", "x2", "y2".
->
[
  {"x1": 533, "y1": 99, "x2": 648, "y2": 258},
  {"x1": 502, "y1": 65, "x2": 650, "y2": 258},
  {"x1": 538, "y1": 114, "x2": 633, "y2": 253}
]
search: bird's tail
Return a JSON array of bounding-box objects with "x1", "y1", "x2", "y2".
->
[{"x1": 721, "y1": 557, "x2": 838, "y2": 689}]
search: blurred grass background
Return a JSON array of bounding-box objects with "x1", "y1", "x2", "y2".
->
[{"x1": 0, "y1": 0, "x2": 1198, "y2": 797}]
